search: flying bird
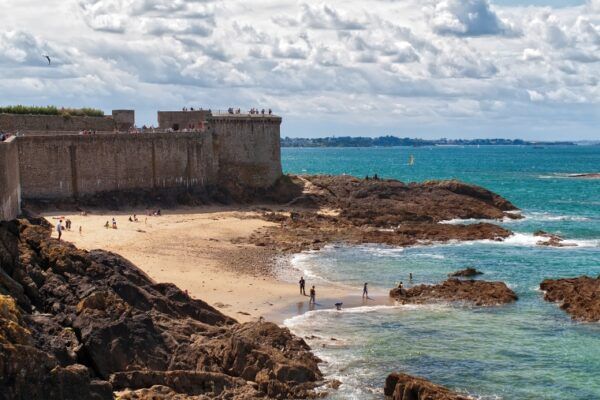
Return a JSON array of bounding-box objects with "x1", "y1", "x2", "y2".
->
[{"x1": 43, "y1": 55, "x2": 51, "y2": 65}]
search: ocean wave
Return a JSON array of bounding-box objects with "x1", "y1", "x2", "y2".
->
[
  {"x1": 455, "y1": 233, "x2": 600, "y2": 248},
  {"x1": 284, "y1": 303, "x2": 454, "y2": 328},
  {"x1": 439, "y1": 216, "x2": 517, "y2": 225},
  {"x1": 288, "y1": 252, "x2": 329, "y2": 282},
  {"x1": 440, "y1": 212, "x2": 591, "y2": 225},
  {"x1": 524, "y1": 212, "x2": 591, "y2": 222},
  {"x1": 538, "y1": 172, "x2": 592, "y2": 179}
]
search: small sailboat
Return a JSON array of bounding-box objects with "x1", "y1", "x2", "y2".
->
[{"x1": 408, "y1": 154, "x2": 415, "y2": 166}]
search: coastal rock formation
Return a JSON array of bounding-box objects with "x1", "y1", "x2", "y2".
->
[
  {"x1": 389, "y1": 279, "x2": 517, "y2": 306},
  {"x1": 449, "y1": 268, "x2": 483, "y2": 277},
  {"x1": 0, "y1": 218, "x2": 323, "y2": 399},
  {"x1": 540, "y1": 277, "x2": 600, "y2": 322},
  {"x1": 250, "y1": 175, "x2": 517, "y2": 252},
  {"x1": 534, "y1": 231, "x2": 576, "y2": 247},
  {"x1": 384, "y1": 373, "x2": 471, "y2": 400}
]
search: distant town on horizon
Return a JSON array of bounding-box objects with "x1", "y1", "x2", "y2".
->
[{"x1": 280, "y1": 136, "x2": 597, "y2": 148}]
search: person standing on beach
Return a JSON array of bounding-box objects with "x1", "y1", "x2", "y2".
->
[
  {"x1": 56, "y1": 220, "x2": 63, "y2": 241},
  {"x1": 299, "y1": 277, "x2": 306, "y2": 295},
  {"x1": 363, "y1": 282, "x2": 369, "y2": 299},
  {"x1": 309, "y1": 286, "x2": 316, "y2": 304}
]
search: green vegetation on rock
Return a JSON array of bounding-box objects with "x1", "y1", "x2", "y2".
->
[{"x1": 0, "y1": 105, "x2": 104, "y2": 117}]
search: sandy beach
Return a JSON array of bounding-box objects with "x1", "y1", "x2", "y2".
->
[{"x1": 44, "y1": 207, "x2": 357, "y2": 323}]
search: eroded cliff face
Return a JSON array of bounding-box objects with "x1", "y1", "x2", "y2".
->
[{"x1": 0, "y1": 219, "x2": 323, "y2": 400}]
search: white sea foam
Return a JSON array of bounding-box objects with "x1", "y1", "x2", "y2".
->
[
  {"x1": 458, "y1": 233, "x2": 600, "y2": 248},
  {"x1": 439, "y1": 215, "x2": 521, "y2": 225},
  {"x1": 289, "y1": 252, "x2": 328, "y2": 282},
  {"x1": 524, "y1": 212, "x2": 591, "y2": 222},
  {"x1": 284, "y1": 303, "x2": 453, "y2": 329}
]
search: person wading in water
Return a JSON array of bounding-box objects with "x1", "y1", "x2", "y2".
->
[
  {"x1": 309, "y1": 286, "x2": 316, "y2": 304},
  {"x1": 363, "y1": 282, "x2": 369, "y2": 299}
]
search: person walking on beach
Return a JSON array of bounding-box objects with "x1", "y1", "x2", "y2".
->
[
  {"x1": 299, "y1": 277, "x2": 306, "y2": 295},
  {"x1": 363, "y1": 282, "x2": 369, "y2": 299},
  {"x1": 112, "y1": 218, "x2": 117, "y2": 229},
  {"x1": 309, "y1": 286, "x2": 316, "y2": 304},
  {"x1": 56, "y1": 220, "x2": 63, "y2": 241}
]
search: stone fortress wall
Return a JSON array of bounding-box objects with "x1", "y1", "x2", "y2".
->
[
  {"x1": 0, "y1": 113, "x2": 121, "y2": 133},
  {"x1": 0, "y1": 109, "x2": 282, "y2": 210},
  {"x1": 0, "y1": 137, "x2": 21, "y2": 220},
  {"x1": 17, "y1": 132, "x2": 218, "y2": 199}
]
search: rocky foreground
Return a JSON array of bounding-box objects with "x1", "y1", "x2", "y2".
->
[
  {"x1": 250, "y1": 176, "x2": 518, "y2": 252},
  {"x1": 385, "y1": 373, "x2": 471, "y2": 400},
  {"x1": 0, "y1": 218, "x2": 324, "y2": 399},
  {"x1": 390, "y1": 279, "x2": 518, "y2": 306},
  {"x1": 540, "y1": 276, "x2": 600, "y2": 322}
]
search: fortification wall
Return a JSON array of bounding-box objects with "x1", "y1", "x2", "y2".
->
[
  {"x1": 158, "y1": 111, "x2": 211, "y2": 131},
  {"x1": 0, "y1": 113, "x2": 116, "y2": 133},
  {"x1": 0, "y1": 137, "x2": 21, "y2": 220},
  {"x1": 211, "y1": 116, "x2": 282, "y2": 189},
  {"x1": 17, "y1": 133, "x2": 218, "y2": 199}
]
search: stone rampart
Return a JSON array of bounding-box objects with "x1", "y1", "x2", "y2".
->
[
  {"x1": 9, "y1": 112, "x2": 282, "y2": 201},
  {"x1": 212, "y1": 116, "x2": 282, "y2": 189},
  {"x1": 0, "y1": 113, "x2": 116, "y2": 133},
  {"x1": 17, "y1": 133, "x2": 218, "y2": 199},
  {"x1": 0, "y1": 137, "x2": 21, "y2": 220}
]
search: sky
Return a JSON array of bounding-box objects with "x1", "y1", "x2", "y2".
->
[{"x1": 0, "y1": 0, "x2": 598, "y2": 140}]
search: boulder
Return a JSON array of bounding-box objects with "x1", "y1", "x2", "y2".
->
[
  {"x1": 384, "y1": 372, "x2": 471, "y2": 400},
  {"x1": 448, "y1": 268, "x2": 483, "y2": 278}
]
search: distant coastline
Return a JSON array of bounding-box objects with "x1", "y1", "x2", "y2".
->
[{"x1": 281, "y1": 135, "x2": 578, "y2": 148}]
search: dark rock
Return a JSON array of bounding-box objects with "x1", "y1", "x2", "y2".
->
[
  {"x1": 449, "y1": 268, "x2": 483, "y2": 278},
  {"x1": 250, "y1": 175, "x2": 518, "y2": 253},
  {"x1": 390, "y1": 279, "x2": 517, "y2": 306},
  {"x1": 384, "y1": 372, "x2": 471, "y2": 400},
  {"x1": 540, "y1": 276, "x2": 600, "y2": 322},
  {"x1": 534, "y1": 231, "x2": 575, "y2": 247},
  {"x1": 0, "y1": 218, "x2": 323, "y2": 399}
]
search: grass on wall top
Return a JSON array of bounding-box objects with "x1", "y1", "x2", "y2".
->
[{"x1": 0, "y1": 105, "x2": 104, "y2": 117}]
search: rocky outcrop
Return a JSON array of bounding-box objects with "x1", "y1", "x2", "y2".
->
[
  {"x1": 534, "y1": 231, "x2": 576, "y2": 247},
  {"x1": 390, "y1": 279, "x2": 517, "y2": 306},
  {"x1": 0, "y1": 218, "x2": 323, "y2": 399},
  {"x1": 449, "y1": 268, "x2": 483, "y2": 277},
  {"x1": 250, "y1": 175, "x2": 517, "y2": 252},
  {"x1": 540, "y1": 276, "x2": 600, "y2": 322},
  {"x1": 384, "y1": 373, "x2": 471, "y2": 400}
]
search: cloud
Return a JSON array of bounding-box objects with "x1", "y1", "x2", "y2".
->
[
  {"x1": 522, "y1": 48, "x2": 544, "y2": 62},
  {"x1": 300, "y1": 3, "x2": 366, "y2": 30},
  {"x1": 430, "y1": 0, "x2": 518, "y2": 37},
  {"x1": 0, "y1": 0, "x2": 599, "y2": 140}
]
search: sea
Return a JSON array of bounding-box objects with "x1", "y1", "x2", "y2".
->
[{"x1": 280, "y1": 145, "x2": 600, "y2": 400}]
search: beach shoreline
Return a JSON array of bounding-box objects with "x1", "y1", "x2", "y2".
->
[{"x1": 43, "y1": 206, "x2": 357, "y2": 324}]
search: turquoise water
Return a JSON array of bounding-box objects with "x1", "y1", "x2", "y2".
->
[{"x1": 281, "y1": 146, "x2": 600, "y2": 400}]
